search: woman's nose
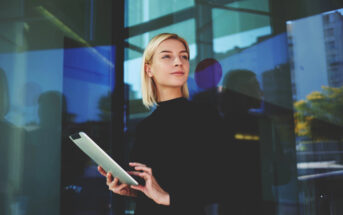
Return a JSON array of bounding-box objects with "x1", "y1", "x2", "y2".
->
[{"x1": 173, "y1": 56, "x2": 182, "y2": 66}]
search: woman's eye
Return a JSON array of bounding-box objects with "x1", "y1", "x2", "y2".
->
[
  {"x1": 182, "y1": 55, "x2": 189, "y2": 60},
  {"x1": 162, "y1": 55, "x2": 170, "y2": 59}
]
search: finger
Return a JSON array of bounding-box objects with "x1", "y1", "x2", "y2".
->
[
  {"x1": 127, "y1": 171, "x2": 137, "y2": 175},
  {"x1": 127, "y1": 171, "x2": 141, "y2": 176},
  {"x1": 106, "y1": 172, "x2": 114, "y2": 184},
  {"x1": 127, "y1": 171, "x2": 146, "y2": 176},
  {"x1": 98, "y1": 166, "x2": 107, "y2": 176},
  {"x1": 134, "y1": 166, "x2": 152, "y2": 174},
  {"x1": 130, "y1": 185, "x2": 144, "y2": 192},
  {"x1": 129, "y1": 162, "x2": 147, "y2": 167},
  {"x1": 113, "y1": 183, "x2": 128, "y2": 193},
  {"x1": 127, "y1": 171, "x2": 149, "y2": 181},
  {"x1": 109, "y1": 177, "x2": 119, "y2": 188}
]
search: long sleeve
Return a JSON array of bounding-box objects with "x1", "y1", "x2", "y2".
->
[{"x1": 129, "y1": 97, "x2": 224, "y2": 215}]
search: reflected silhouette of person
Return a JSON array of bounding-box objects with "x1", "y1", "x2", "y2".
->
[
  {"x1": 191, "y1": 58, "x2": 225, "y2": 214},
  {"x1": 218, "y1": 69, "x2": 292, "y2": 215},
  {"x1": 219, "y1": 69, "x2": 262, "y2": 116},
  {"x1": 218, "y1": 69, "x2": 263, "y2": 215},
  {"x1": 26, "y1": 91, "x2": 67, "y2": 215}
]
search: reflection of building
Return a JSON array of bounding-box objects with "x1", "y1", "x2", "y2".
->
[
  {"x1": 287, "y1": 10, "x2": 343, "y2": 101},
  {"x1": 287, "y1": 14, "x2": 328, "y2": 101},
  {"x1": 323, "y1": 12, "x2": 343, "y2": 87}
]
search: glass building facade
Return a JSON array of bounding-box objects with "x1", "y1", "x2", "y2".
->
[{"x1": 0, "y1": 0, "x2": 343, "y2": 214}]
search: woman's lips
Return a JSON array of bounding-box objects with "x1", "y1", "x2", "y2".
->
[{"x1": 171, "y1": 71, "x2": 184, "y2": 75}]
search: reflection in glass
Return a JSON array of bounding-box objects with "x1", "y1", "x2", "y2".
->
[
  {"x1": 125, "y1": 1, "x2": 299, "y2": 214},
  {"x1": 1, "y1": 0, "x2": 342, "y2": 213},
  {"x1": 288, "y1": 8, "x2": 343, "y2": 214},
  {"x1": 0, "y1": 43, "x2": 116, "y2": 214}
]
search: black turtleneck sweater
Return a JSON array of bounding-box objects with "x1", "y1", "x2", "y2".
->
[{"x1": 130, "y1": 97, "x2": 223, "y2": 215}]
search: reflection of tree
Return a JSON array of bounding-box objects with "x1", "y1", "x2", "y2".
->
[{"x1": 294, "y1": 86, "x2": 343, "y2": 140}]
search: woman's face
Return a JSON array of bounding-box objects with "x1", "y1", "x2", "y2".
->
[{"x1": 146, "y1": 39, "x2": 189, "y2": 91}]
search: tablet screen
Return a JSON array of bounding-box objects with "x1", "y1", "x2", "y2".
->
[{"x1": 69, "y1": 132, "x2": 138, "y2": 185}]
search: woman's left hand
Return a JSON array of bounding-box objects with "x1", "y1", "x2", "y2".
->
[{"x1": 128, "y1": 162, "x2": 170, "y2": 206}]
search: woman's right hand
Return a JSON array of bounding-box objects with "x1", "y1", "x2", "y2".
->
[{"x1": 97, "y1": 166, "x2": 137, "y2": 197}]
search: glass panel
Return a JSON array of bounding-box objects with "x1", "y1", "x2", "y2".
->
[
  {"x1": 0, "y1": 0, "x2": 117, "y2": 214},
  {"x1": 226, "y1": 0, "x2": 269, "y2": 12},
  {"x1": 0, "y1": 45, "x2": 116, "y2": 215},
  {"x1": 124, "y1": 1, "x2": 296, "y2": 215},
  {"x1": 123, "y1": 0, "x2": 341, "y2": 215},
  {"x1": 125, "y1": 0, "x2": 194, "y2": 27},
  {"x1": 2, "y1": 0, "x2": 343, "y2": 214},
  {"x1": 61, "y1": 44, "x2": 116, "y2": 214},
  {"x1": 212, "y1": 1, "x2": 271, "y2": 42},
  {"x1": 210, "y1": 1, "x2": 298, "y2": 215},
  {"x1": 288, "y1": 8, "x2": 343, "y2": 214}
]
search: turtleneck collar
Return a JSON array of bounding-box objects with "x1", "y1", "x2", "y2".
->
[{"x1": 157, "y1": 97, "x2": 188, "y2": 108}]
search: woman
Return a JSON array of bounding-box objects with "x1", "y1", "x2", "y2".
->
[{"x1": 98, "y1": 33, "x2": 222, "y2": 215}]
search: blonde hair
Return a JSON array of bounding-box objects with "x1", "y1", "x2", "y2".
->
[{"x1": 141, "y1": 33, "x2": 190, "y2": 109}]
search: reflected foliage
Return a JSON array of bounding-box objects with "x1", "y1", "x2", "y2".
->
[{"x1": 294, "y1": 86, "x2": 343, "y2": 140}]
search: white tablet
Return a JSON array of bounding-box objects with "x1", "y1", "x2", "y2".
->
[{"x1": 69, "y1": 131, "x2": 139, "y2": 186}]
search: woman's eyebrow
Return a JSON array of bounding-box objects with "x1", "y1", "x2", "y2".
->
[{"x1": 159, "y1": 50, "x2": 188, "y2": 54}]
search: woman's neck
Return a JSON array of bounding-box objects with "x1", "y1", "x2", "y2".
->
[{"x1": 157, "y1": 87, "x2": 183, "y2": 102}]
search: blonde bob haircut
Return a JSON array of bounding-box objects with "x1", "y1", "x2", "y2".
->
[{"x1": 141, "y1": 33, "x2": 190, "y2": 109}]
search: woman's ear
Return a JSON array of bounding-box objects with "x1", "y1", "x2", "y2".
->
[{"x1": 145, "y1": 64, "x2": 153, "y2": 77}]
